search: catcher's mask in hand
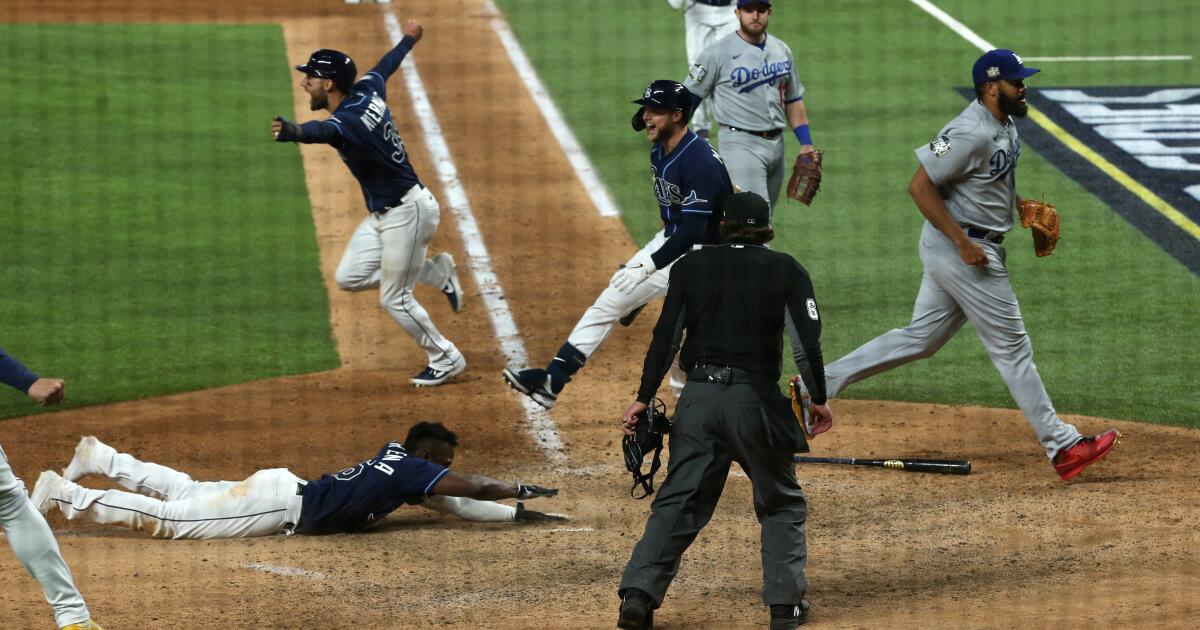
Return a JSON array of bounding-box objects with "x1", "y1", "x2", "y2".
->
[{"x1": 622, "y1": 398, "x2": 672, "y2": 499}]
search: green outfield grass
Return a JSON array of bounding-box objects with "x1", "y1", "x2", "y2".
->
[
  {"x1": 0, "y1": 24, "x2": 339, "y2": 420},
  {"x1": 496, "y1": 0, "x2": 1200, "y2": 427}
]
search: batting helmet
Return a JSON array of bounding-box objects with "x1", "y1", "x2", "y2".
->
[
  {"x1": 631, "y1": 80, "x2": 694, "y2": 131},
  {"x1": 296, "y1": 49, "x2": 358, "y2": 94}
]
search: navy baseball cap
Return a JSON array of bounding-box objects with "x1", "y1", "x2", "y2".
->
[
  {"x1": 737, "y1": 0, "x2": 771, "y2": 8},
  {"x1": 296, "y1": 49, "x2": 357, "y2": 91},
  {"x1": 722, "y1": 192, "x2": 770, "y2": 226},
  {"x1": 631, "y1": 80, "x2": 694, "y2": 131},
  {"x1": 972, "y1": 49, "x2": 1039, "y2": 85}
]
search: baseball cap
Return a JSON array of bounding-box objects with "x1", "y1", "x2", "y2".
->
[
  {"x1": 737, "y1": 0, "x2": 772, "y2": 8},
  {"x1": 631, "y1": 80, "x2": 694, "y2": 131},
  {"x1": 971, "y1": 49, "x2": 1039, "y2": 85},
  {"x1": 722, "y1": 192, "x2": 770, "y2": 226},
  {"x1": 296, "y1": 49, "x2": 357, "y2": 91}
]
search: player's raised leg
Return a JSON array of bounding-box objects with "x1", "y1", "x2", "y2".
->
[
  {"x1": 335, "y1": 216, "x2": 384, "y2": 291},
  {"x1": 64, "y1": 436, "x2": 237, "y2": 500},
  {"x1": 0, "y1": 447, "x2": 91, "y2": 628},
  {"x1": 35, "y1": 468, "x2": 303, "y2": 540}
]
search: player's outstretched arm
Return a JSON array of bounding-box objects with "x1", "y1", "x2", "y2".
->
[
  {"x1": 366, "y1": 19, "x2": 422, "y2": 85},
  {"x1": 431, "y1": 470, "x2": 557, "y2": 502}
]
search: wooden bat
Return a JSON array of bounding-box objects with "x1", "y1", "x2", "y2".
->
[{"x1": 793, "y1": 455, "x2": 971, "y2": 475}]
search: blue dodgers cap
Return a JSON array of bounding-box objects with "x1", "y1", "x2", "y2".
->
[
  {"x1": 737, "y1": 0, "x2": 772, "y2": 7},
  {"x1": 972, "y1": 49, "x2": 1039, "y2": 85},
  {"x1": 296, "y1": 49, "x2": 357, "y2": 91}
]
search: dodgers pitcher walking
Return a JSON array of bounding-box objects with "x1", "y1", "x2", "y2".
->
[
  {"x1": 33, "y1": 422, "x2": 565, "y2": 539},
  {"x1": 503, "y1": 81, "x2": 733, "y2": 410},
  {"x1": 819, "y1": 50, "x2": 1119, "y2": 481},
  {"x1": 1, "y1": 347, "x2": 102, "y2": 630},
  {"x1": 684, "y1": 0, "x2": 816, "y2": 212},
  {"x1": 666, "y1": 0, "x2": 739, "y2": 138},
  {"x1": 272, "y1": 19, "x2": 467, "y2": 387}
]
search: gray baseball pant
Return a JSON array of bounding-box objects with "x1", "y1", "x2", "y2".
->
[
  {"x1": 619, "y1": 382, "x2": 808, "y2": 607},
  {"x1": 824, "y1": 222, "x2": 1083, "y2": 460},
  {"x1": 716, "y1": 129, "x2": 785, "y2": 212}
]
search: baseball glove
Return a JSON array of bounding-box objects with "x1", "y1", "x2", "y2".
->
[
  {"x1": 787, "y1": 376, "x2": 818, "y2": 440},
  {"x1": 787, "y1": 150, "x2": 823, "y2": 205},
  {"x1": 1018, "y1": 198, "x2": 1060, "y2": 257}
]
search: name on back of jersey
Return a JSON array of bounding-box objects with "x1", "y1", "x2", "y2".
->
[{"x1": 361, "y1": 94, "x2": 388, "y2": 132}]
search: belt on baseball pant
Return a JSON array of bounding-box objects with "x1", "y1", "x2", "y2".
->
[
  {"x1": 687, "y1": 363, "x2": 755, "y2": 385},
  {"x1": 724, "y1": 125, "x2": 783, "y2": 140},
  {"x1": 375, "y1": 184, "x2": 427, "y2": 216},
  {"x1": 962, "y1": 225, "x2": 1005, "y2": 244}
]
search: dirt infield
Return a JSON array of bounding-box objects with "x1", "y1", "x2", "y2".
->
[{"x1": 2, "y1": 1, "x2": 1198, "y2": 628}]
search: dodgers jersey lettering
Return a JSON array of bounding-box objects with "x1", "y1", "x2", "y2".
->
[
  {"x1": 296, "y1": 442, "x2": 449, "y2": 534},
  {"x1": 684, "y1": 32, "x2": 804, "y2": 131},
  {"x1": 652, "y1": 130, "x2": 732, "y2": 244},
  {"x1": 915, "y1": 99, "x2": 1021, "y2": 232},
  {"x1": 321, "y1": 45, "x2": 422, "y2": 213}
]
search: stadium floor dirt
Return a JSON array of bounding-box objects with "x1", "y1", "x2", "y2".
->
[{"x1": 1, "y1": 1, "x2": 1197, "y2": 627}]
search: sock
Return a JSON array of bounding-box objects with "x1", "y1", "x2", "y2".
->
[{"x1": 546, "y1": 343, "x2": 586, "y2": 394}]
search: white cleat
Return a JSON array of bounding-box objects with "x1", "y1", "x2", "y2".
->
[
  {"x1": 435, "y1": 252, "x2": 465, "y2": 313},
  {"x1": 30, "y1": 470, "x2": 66, "y2": 516},
  {"x1": 410, "y1": 355, "x2": 467, "y2": 387},
  {"x1": 63, "y1": 435, "x2": 103, "y2": 482}
]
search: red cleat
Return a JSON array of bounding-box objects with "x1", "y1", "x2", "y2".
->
[{"x1": 1054, "y1": 429, "x2": 1122, "y2": 481}]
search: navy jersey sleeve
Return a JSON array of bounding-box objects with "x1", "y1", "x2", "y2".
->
[
  {"x1": 648, "y1": 148, "x2": 729, "y2": 269},
  {"x1": 358, "y1": 35, "x2": 417, "y2": 100},
  {"x1": 0, "y1": 346, "x2": 39, "y2": 393},
  {"x1": 389, "y1": 455, "x2": 451, "y2": 498}
]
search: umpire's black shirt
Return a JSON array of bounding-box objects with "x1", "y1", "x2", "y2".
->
[{"x1": 636, "y1": 243, "x2": 828, "y2": 405}]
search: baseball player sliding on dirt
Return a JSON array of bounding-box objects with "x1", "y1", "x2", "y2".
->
[
  {"x1": 272, "y1": 19, "x2": 467, "y2": 387},
  {"x1": 32, "y1": 422, "x2": 565, "y2": 539},
  {"x1": 503, "y1": 80, "x2": 733, "y2": 410},
  {"x1": 811, "y1": 50, "x2": 1119, "y2": 481}
]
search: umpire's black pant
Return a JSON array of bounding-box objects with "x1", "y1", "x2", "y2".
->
[{"x1": 619, "y1": 381, "x2": 808, "y2": 607}]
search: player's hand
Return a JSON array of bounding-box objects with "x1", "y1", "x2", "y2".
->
[
  {"x1": 622, "y1": 400, "x2": 648, "y2": 436},
  {"x1": 514, "y1": 502, "x2": 569, "y2": 523},
  {"x1": 807, "y1": 402, "x2": 833, "y2": 437},
  {"x1": 958, "y1": 239, "x2": 987, "y2": 267},
  {"x1": 516, "y1": 483, "x2": 557, "y2": 499},
  {"x1": 27, "y1": 378, "x2": 65, "y2": 406},
  {"x1": 402, "y1": 19, "x2": 424, "y2": 43},
  {"x1": 610, "y1": 251, "x2": 656, "y2": 294},
  {"x1": 273, "y1": 116, "x2": 300, "y2": 142}
]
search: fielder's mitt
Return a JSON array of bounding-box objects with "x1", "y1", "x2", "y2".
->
[
  {"x1": 1018, "y1": 198, "x2": 1060, "y2": 257},
  {"x1": 787, "y1": 150, "x2": 823, "y2": 205},
  {"x1": 787, "y1": 376, "x2": 818, "y2": 440}
]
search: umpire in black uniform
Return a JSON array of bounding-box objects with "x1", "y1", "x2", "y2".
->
[{"x1": 616, "y1": 192, "x2": 833, "y2": 630}]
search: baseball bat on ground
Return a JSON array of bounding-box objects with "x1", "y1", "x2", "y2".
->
[{"x1": 793, "y1": 455, "x2": 971, "y2": 475}]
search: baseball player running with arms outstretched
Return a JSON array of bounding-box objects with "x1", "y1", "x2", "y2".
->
[
  {"x1": 273, "y1": 19, "x2": 467, "y2": 387},
  {"x1": 503, "y1": 81, "x2": 733, "y2": 410},
  {"x1": 0, "y1": 346, "x2": 102, "y2": 630},
  {"x1": 815, "y1": 50, "x2": 1119, "y2": 481},
  {"x1": 32, "y1": 421, "x2": 565, "y2": 539}
]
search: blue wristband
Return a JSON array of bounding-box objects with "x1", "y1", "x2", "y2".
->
[{"x1": 793, "y1": 124, "x2": 812, "y2": 145}]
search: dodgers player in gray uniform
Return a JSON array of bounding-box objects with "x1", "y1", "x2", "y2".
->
[
  {"x1": 684, "y1": 0, "x2": 815, "y2": 212},
  {"x1": 0, "y1": 347, "x2": 101, "y2": 630},
  {"x1": 817, "y1": 50, "x2": 1119, "y2": 481},
  {"x1": 665, "y1": 0, "x2": 738, "y2": 138}
]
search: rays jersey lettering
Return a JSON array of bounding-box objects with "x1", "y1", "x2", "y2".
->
[
  {"x1": 294, "y1": 442, "x2": 450, "y2": 535},
  {"x1": 325, "y1": 75, "x2": 421, "y2": 213},
  {"x1": 650, "y1": 131, "x2": 733, "y2": 241}
]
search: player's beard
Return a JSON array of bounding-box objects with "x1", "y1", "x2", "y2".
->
[
  {"x1": 998, "y1": 90, "x2": 1028, "y2": 118},
  {"x1": 310, "y1": 92, "x2": 328, "y2": 111}
]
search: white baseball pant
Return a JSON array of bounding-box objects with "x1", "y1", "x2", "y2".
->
[
  {"x1": 45, "y1": 441, "x2": 304, "y2": 539},
  {"x1": 336, "y1": 185, "x2": 463, "y2": 371},
  {"x1": 0, "y1": 444, "x2": 91, "y2": 627}
]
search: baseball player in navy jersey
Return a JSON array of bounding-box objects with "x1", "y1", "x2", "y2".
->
[
  {"x1": 272, "y1": 19, "x2": 467, "y2": 387},
  {"x1": 32, "y1": 422, "x2": 565, "y2": 539},
  {"x1": 503, "y1": 80, "x2": 733, "y2": 410},
  {"x1": 665, "y1": 0, "x2": 739, "y2": 138},
  {"x1": 684, "y1": 0, "x2": 816, "y2": 212},
  {"x1": 0, "y1": 347, "x2": 103, "y2": 630},
  {"x1": 813, "y1": 50, "x2": 1119, "y2": 481}
]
